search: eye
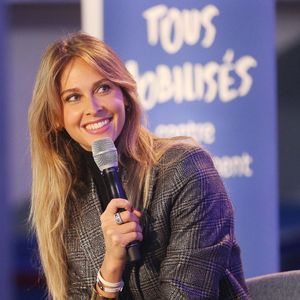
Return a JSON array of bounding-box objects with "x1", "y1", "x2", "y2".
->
[
  {"x1": 95, "y1": 82, "x2": 112, "y2": 94},
  {"x1": 64, "y1": 93, "x2": 80, "y2": 103}
]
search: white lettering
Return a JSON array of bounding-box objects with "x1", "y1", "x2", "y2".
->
[
  {"x1": 155, "y1": 121, "x2": 216, "y2": 145},
  {"x1": 160, "y1": 7, "x2": 184, "y2": 54},
  {"x1": 213, "y1": 153, "x2": 253, "y2": 178},
  {"x1": 236, "y1": 55, "x2": 258, "y2": 97},
  {"x1": 142, "y1": 5, "x2": 168, "y2": 46},
  {"x1": 126, "y1": 50, "x2": 258, "y2": 110},
  {"x1": 143, "y1": 4, "x2": 219, "y2": 54},
  {"x1": 201, "y1": 5, "x2": 220, "y2": 48},
  {"x1": 219, "y1": 49, "x2": 238, "y2": 102}
]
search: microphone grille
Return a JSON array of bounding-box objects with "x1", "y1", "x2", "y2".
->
[{"x1": 92, "y1": 138, "x2": 118, "y2": 171}]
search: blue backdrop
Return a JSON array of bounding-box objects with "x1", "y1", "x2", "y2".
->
[
  {"x1": 103, "y1": 0, "x2": 278, "y2": 277},
  {"x1": 0, "y1": 1, "x2": 12, "y2": 298}
]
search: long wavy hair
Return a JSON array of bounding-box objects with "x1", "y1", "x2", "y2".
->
[{"x1": 28, "y1": 32, "x2": 194, "y2": 299}]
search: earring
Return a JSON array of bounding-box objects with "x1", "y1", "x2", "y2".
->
[{"x1": 54, "y1": 121, "x2": 62, "y2": 131}]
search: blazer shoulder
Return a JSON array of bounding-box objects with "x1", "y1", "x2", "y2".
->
[{"x1": 158, "y1": 138, "x2": 214, "y2": 170}]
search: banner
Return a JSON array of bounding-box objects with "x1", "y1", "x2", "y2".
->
[{"x1": 102, "y1": 0, "x2": 278, "y2": 277}]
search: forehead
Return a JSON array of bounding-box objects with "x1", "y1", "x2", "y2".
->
[{"x1": 60, "y1": 57, "x2": 104, "y2": 90}]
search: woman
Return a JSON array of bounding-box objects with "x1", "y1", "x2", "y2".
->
[{"x1": 28, "y1": 32, "x2": 249, "y2": 300}]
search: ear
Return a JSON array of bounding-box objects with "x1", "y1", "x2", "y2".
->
[
  {"x1": 124, "y1": 98, "x2": 130, "y2": 112},
  {"x1": 121, "y1": 89, "x2": 130, "y2": 108},
  {"x1": 54, "y1": 120, "x2": 62, "y2": 130}
]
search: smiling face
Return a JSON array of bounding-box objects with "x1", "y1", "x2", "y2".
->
[{"x1": 60, "y1": 58, "x2": 126, "y2": 151}]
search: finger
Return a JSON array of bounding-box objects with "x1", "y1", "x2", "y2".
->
[
  {"x1": 116, "y1": 222, "x2": 143, "y2": 234},
  {"x1": 106, "y1": 221, "x2": 142, "y2": 237},
  {"x1": 116, "y1": 232, "x2": 144, "y2": 247},
  {"x1": 104, "y1": 222, "x2": 143, "y2": 245},
  {"x1": 102, "y1": 214, "x2": 142, "y2": 237},
  {"x1": 107, "y1": 230, "x2": 143, "y2": 248},
  {"x1": 132, "y1": 209, "x2": 142, "y2": 218},
  {"x1": 118, "y1": 210, "x2": 140, "y2": 224},
  {"x1": 105, "y1": 198, "x2": 133, "y2": 214},
  {"x1": 127, "y1": 231, "x2": 143, "y2": 242}
]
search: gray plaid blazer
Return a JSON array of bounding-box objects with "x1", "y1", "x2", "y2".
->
[{"x1": 65, "y1": 143, "x2": 249, "y2": 299}]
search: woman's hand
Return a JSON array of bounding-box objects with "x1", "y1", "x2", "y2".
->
[
  {"x1": 96, "y1": 198, "x2": 142, "y2": 297},
  {"x1": 100, "y1": 198, "x2": 143, "y2": 272}
]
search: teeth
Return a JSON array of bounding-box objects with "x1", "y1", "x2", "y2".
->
[{"x1": 86, "y1": 119, "x2": 110, "y2": 130}]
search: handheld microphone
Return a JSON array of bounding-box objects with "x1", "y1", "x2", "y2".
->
[{"x1": 92, "y1": 137, "x2": 141, "y2": 262}]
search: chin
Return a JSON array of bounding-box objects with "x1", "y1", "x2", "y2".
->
[{"x1": 78, "y1": 143, "x2": 92, "y2": 152}]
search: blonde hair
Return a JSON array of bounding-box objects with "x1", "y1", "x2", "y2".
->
[{"x1": 29, "y1": 32, "x2": 190, "y2": 299}]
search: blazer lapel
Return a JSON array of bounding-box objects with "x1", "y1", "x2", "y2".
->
[{"x1": 71, "y1": 180, "x2": 106, "y2": 273}]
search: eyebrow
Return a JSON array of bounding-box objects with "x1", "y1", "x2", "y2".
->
[
  {"x1": 60, "y1": 79, "x2": 109, "y2": 97},
  {"x1": 60, "y1": 88, "x2": 79, "y2": 97}
]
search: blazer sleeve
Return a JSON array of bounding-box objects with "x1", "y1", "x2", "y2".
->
[{"x1": 158, "y1": 147, "x2": 249, "y2": 300}]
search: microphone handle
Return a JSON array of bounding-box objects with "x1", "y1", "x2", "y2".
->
[{"x1": 102, "y1": 167, "x2": 141, "y2": 262}]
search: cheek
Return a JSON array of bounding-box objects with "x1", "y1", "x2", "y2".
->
[
  {"x1": 119, "y1": 108, "x2": 126, "y2": 131},
  {"x1": 107, "y1": 93, "x2": 126, "y2": 125},
  {"x1": 63, "y1": 106, "x2": 81, "y2": 128},
  {"x1": 116, "y1": 101, "x2": 126, "y2": 127}
]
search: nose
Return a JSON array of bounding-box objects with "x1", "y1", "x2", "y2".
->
[{"x1": 85, "y1": 95, "x2": 103, "y2": 115}]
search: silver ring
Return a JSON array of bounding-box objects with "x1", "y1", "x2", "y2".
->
[{"x1": 114, "y1": 212, "x2": 124, "y2": 225}]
